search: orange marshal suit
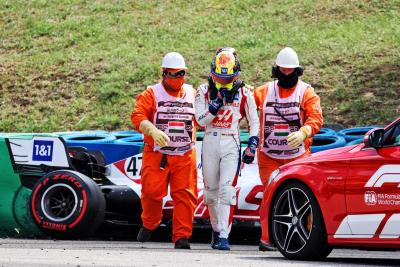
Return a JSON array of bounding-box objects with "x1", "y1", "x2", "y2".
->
[{"x1": 131, "y1": 84, "x2": 197, "y2": 242}]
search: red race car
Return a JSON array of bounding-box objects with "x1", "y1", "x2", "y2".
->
[{"x1": 260, "y1": 116, "x2": 400, "y2": 260}]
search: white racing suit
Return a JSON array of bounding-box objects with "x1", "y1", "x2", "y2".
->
[{"x1": 195, "y1": 83, "x2": 259, "y2": 239}]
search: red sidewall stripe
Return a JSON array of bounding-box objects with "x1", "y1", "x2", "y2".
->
[
  {"x1": 69, "y1": 190, "x2": 87, "y2": 228},
  {"x1": 31, "y1": 183, "x2": 42, "y2": 224}
]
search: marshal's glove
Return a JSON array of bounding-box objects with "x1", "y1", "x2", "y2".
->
[
  {"x1": 139, "y1": 120, "x2": 170, "y2": 147},
  {"x1": 242, "y1": 136, "x2": 259, "y2": 164},
  {"x1": 209, "y1": 91, "x2": 224, "y2": 115},
  {"x1": 287, "y1": 125, "x2": 312, "y2": 149}
]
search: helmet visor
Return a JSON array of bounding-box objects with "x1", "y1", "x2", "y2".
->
[{"x1": 211, "y1": 71, "x2": 239, "y2": 85}]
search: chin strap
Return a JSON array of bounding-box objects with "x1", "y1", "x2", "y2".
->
[
  {"x1": 225, "y1": 79, "x2": 244, "y2": 103},
  {"x1": 208, "y1": 76, "x2": 218, "y2": 100}
]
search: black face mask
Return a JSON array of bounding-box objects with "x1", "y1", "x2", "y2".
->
[{"x1": 276, "y1": 68, "x2": 299, "y2": 89}]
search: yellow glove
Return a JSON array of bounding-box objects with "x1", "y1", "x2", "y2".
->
[
  {"x1": 287, "y1": 125, "x2": 312, "y2": 149},
  {"x1": 139, "y1": 120, "x2": 170, "y2": 147}
]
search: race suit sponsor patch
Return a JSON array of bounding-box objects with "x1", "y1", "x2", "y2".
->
[{"x1": 212, "y1": 109, "x2": 233, "y2": 128}]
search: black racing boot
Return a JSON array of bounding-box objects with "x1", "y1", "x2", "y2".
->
[
  {"x1": 211, "y1": 231, "x2": 220, "y2": 249},
  {"x1": 174, "y1": 238, "x2": 191, "y2": 249},
  {"x1": 137, "y1": 226, "x2": 153, "y2": 243},
  {"x1": 259, "y1": 241, "x2": 277, "y2": 251}
]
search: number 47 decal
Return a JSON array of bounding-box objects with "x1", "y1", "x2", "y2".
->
[{"x1": 126, "y1": 156, "x2": 142, "y2": 177}]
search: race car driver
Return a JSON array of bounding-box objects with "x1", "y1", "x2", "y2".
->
[
  {"x1": 131, "y1": 52, "x2": 197, "y2": 249},
  {"x1": 254, "y1": 47, "x2": 323, "y2": 250},
  {"x1": 195, "y1": 47, "x2": 260, "y2": 250}
]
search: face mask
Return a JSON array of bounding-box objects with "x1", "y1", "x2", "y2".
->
[
  {"x1": 276, "y1": 68, "x2": 299, "y2": 89},
  {"x1": 163, "y1": 76, "x2": 185, "y2": 91}
]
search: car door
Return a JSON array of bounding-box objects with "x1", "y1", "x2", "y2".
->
[{"x1": 344, "y1": 119, "x2": 400, "y2": 238}]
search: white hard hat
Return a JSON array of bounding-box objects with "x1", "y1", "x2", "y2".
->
[
  {"x1": 275, "y1": 47, "x2": 299, "y2": 68},
  {"x1": 161, "y1": 52, "x2": 187, "y2": 69}
]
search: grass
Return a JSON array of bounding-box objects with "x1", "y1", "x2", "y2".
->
[{"x1": 0, "y1": 0, "x2": 399, "y2": 132}]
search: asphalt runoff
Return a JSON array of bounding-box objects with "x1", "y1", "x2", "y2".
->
[{"x1": 1, "y1": 238, "x2": 400, "y2": 267}]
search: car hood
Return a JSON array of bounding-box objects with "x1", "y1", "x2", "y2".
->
[
  {"x1": 310, "y1": 144, "x2": 358, "y2": 158},
  {"x1": 282, "y1": 144, "x2": 359, "y2": 168}
]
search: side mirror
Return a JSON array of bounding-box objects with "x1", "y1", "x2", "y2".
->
[{"x1": 364, "y1": 128, "x2": 384, "y2": 148}]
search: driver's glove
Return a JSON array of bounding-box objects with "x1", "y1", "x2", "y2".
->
[{"x1": 242, "y1": 136, "x2": 259, "y2": 164}]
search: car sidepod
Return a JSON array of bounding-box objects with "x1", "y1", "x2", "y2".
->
[{"x1": 0, "y1": 136, "x2": 42, "y2": 236}]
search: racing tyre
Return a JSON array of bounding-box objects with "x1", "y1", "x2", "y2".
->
[
  {"x1": 271, "y1": 182, "x2": 332, "y2": 260},
  {"x1": 30, "y1": 170, "x2": 105, "y2": 239}
]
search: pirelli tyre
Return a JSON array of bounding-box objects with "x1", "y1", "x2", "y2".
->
[
  {"x1": 271, "y1": 182, "x2": 332, "y2": 260},
  {"x1": 30, "y1": 170, "x2": 105, "y2": 239}
]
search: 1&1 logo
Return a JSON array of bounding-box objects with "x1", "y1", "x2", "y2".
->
[
  {"x1": 364, "y1": 191, "x2": 377, "y2": 206},
  {"x1": 32, "y1": 140, "x2": 54, "y2": 161}
]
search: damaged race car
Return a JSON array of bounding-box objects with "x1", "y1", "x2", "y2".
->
[
  {"x1": 260, "y1": 116, "x2": 400, "y2": 260},
  {"x1": 0, "y1": 133, "x2": 263, "y2": 239}
]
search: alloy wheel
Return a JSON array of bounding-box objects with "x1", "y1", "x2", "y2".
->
[{"x1": 272, "y1": 187, "x2": 313, "y2": 254}]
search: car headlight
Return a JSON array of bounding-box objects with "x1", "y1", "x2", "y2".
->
[{"x1": 268, "y1": 169, "x2": 280, "y2": 185}]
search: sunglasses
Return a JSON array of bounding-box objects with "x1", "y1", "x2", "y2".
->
[{"x1": 165, "y1": 70, "x2": 186, "y2": 77}]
